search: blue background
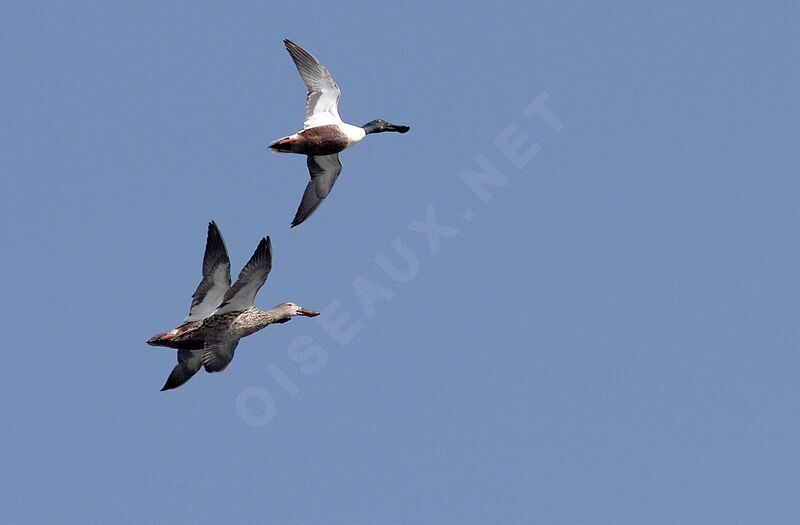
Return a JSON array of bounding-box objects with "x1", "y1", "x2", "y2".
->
[{"x1": 2, "y1": 1, "x2": 799, "y2": 523}]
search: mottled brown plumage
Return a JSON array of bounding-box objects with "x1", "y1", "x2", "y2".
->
[{"x1": 147, "y1": 224, "x2": 319, "y2": 391}]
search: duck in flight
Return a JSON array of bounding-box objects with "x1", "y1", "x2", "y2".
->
[
  {"x1": 269, "y1": 39, "x2": 410, "y2": 227},
  {"x1": 147, "y1": 221, "x2": 319, "y2": 391}
]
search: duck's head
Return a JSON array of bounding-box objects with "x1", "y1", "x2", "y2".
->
[
  {"x1": 361, "y1": 119, "x2": 410, "y2": 135},
  {"x1": 276, "y1": 302, "x2": 320, "y2": 319}
]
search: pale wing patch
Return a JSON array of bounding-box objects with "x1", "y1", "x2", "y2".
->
[
  {"x1": 186, "y1": 221, "x2": 231, "y2": 322},
  {"x1": 283, "y1": 39, "x2": 343, "y2": 129}
]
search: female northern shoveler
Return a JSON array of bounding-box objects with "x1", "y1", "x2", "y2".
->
[
  {"x1": 147, "y1": 222, "x2": 319, "y2": 391},
  {"x1": 269, "y1": 39, "x2": 410, "y2": 227}
]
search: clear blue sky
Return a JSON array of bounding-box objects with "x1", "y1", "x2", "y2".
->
[{"x1": 2, "y1": 1, "x2": 799, "y2": 523}]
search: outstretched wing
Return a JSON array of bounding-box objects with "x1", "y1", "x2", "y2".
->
[
  {"x1": 161, "y1": 349, "x2": 203, "y2": 391},
  {"x1": 291, "y1": 154, "x2": 343, "y2": 228},
  {"x1": 202, "y1": 339, "x2": 240, "y2": 373},
  {"x1": 187, "y1": 221, "x2": 231, "y2": 322},
  {"x1": 284, "y1": 39, "x2": 342, "y2": 129},
  {"x1": 214, "y1": 237, "x2": 273, "y2": 315}
]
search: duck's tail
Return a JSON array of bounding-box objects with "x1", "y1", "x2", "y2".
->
[
  {"x1": 147, "y1": 330, "x2": 177, "y2": 347},
  {"x1": 268, "y1": 135, "x2": 298, "y2": 153}
]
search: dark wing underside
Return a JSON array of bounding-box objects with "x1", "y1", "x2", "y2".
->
[
  {"x1": 214, "y1": 237, "x2": 273, "y2": 315},
  {"x1": 161, "y1": 348, "x2": 203, "y2": 391},
  {"x1": 202, "y1": 339, "x2": 240, "y2": 373},
  {"x1": 291, "y1": 154, "x2": 343, "y2": 228}
]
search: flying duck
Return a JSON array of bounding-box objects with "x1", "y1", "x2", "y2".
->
[
  {"x1": 147, "y1": 221, "x2": 319, "y2": 390},
  {"x1": 269, "y1": 39, "x2": 410, "y2": 227}
]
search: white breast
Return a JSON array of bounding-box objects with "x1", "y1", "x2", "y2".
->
[{"x1": 339, "y1": 122, "x2": 367, "y2": 147}]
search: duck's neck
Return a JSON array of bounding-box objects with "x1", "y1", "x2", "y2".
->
[{"x1": 237, "y1": 307, "x2": 290, "y2": 336}]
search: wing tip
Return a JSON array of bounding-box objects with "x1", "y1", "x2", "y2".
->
[
  {"x1": 264, "y1": 236, "x2": 273, "y2": 262},
  {"x1": 202, "y1": 219, "x2": 230, "y2": 274},
  {"x1": 160, "y1": 369, "x2": 189, "y2": 391},
  {"x1": 250, "y1": 236, "x2": 273, "y2": 266},
  {"x1": 160, "y1": 368, "x2": 183, "y2": 391},
  {"x1": 206, "y1": 220, "x2": 222, "y2": 242},
  {"x1": 284, "y1": 38, "x2": 301, "y2": 53},
  {"x1": 208, "y1": 221, "x2": 223, "y2": 243}
]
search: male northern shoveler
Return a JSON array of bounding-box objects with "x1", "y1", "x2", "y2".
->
[
  {"x1": 269, "y1": 39, "x2": 410, "y2": 227},
  {"x1": 147, "y1": 222, "x2": 319, "y2": 391}
]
